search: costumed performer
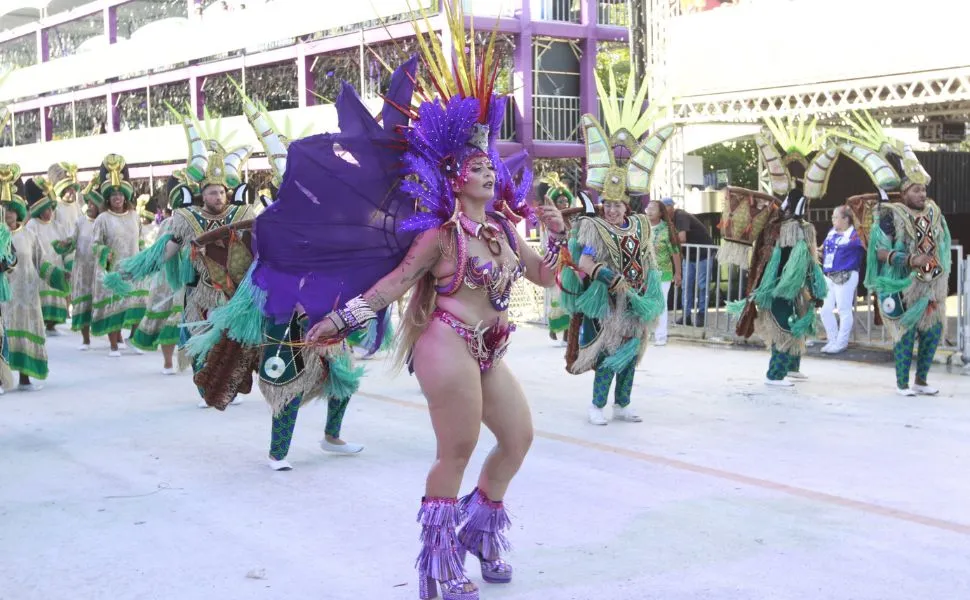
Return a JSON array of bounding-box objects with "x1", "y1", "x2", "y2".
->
[{"x1": 559, "y1": 69, "x2": 672, "y2": 425}]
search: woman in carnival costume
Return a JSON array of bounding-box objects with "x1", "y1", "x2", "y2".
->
[
  {"x1": 53, "y1": 176, "x2": 105, "y2": 349},
  {"x1": 644, "y1": 198, "x2": 681, "y2": 346},
  {"x1": 24, "y1": 177, "x2": 70, "y2": 332},
  {"x1": 1, "y1": 165, "x2": 70, "y2": 390},
  {"x1": 104, "y1": 110, "x2": 254, "y2": 404},
  {"x1": 89, "y1": 155, "x2": 149, "y2": 356},
  {"x1": 129, "y1": 193, "x2": 184, "y2": 374},
  {"x1": 187, "y1": 5, "x2": 565, "y2": 597},
  {"x1": 728, "y1": 118, "x2": 835, "y2": 386},
  {"x1": 537, "y1": 172, "x2": 576, "y2": 343},
  {"x1": 48, "y1": 162, "x2": 83, "y2": 272},
  {"x1": 559, "y1": 70, "x2": 672, "y2": 426},
  {"x1": 837, "y1": 112, "x2": 951, "y2": 396}
]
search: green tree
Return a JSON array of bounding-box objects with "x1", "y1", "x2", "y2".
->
[
  {"x1": 692, "y1": 138, "x2": 759, "y2": 190},
  {"x1": 595, "y1": 44, "x2": 631, "y2": 93}
]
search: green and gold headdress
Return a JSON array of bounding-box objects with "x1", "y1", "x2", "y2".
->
[
  {"x1": 834, "y1": 110, "x2": 930, "y2": 192},
  {"x1": 754, "y1": 116, "x2": 838, "y2": 201},
  {"x1": 25, "y1": 176, "x2": 58, "y2": 219},
  {"x1": 581, "y1": 68, "x2": 674, "y2": 204},
  {"x1": 48, "y1": 162, "x2": 80, "y2": 200},
  {"x1": 171, "y1": 104, "x2": 253, "y2": 204},
  {"x1": 81, "y1": 174, "x2": 104, "y2": 209},
  {"x1": 0, "y1": 163, "x2": 27, "y2": 221},
  {"x1": 98, "y1": 154, "x2": 135, "y2": 203}
]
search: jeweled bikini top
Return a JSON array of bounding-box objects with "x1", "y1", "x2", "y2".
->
[{"x1": 436, "y1": 212, "x2": 525, "y2": 311}]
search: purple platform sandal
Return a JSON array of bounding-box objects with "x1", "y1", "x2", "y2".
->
[
  {"x1": 416, "y1": 496, "x2": 479, "y2": 600},
  {"x1": 457, "y1": 488, "x2": 513, "y2": 584}
]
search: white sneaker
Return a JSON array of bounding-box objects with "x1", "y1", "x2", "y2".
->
[
  {"x1": 18, "y1": 383, "x2": 44, "y2": 392},
  {"x1": 654, "y1": 339, "x2": 667, "y2": 347},
  {"x1": 131, "y1": 346, "x2": 144, "y2": 355},
  {"x1": 787, "y1": 371, "x2": 808, "y2": 381},
  {"x1": 78, "y1": 343, "x2": 90, "y2": 351},
  {"x1": 912, "y1": 383, "x2": 939, "y2": 396},
  {"x1": 896, "y1": 387, "x2": 917, "y2": 397},
  {"x1": 196, "y1": 399, "x2": 210, "y2": 409},
  {"x1": 46, "y1": 329, "x2": 61, "y2": 337},
  {"x1": 118, "y1": 341, "x2": 127, "y2": 350},
  {"x1": 108, "y1": 350, "x2": 121, "y2": 358},
  {"x1": 819, "y1": 344, "x2": 834, "y2": 354},
  {"x1": 161, "y1": 367, "x2": 177, "y2": 375},
  {"x1": 612, "y1": 405, "x2": 643, "y2": 422},
  {"x1": 588, "y1": 406, "x2": 608, "y2": 426},
  {"x1": 268, "y1": 458, "x2": 293, "y2": 471},
  {"x1": 320, "y1": 440, "x2": 364, "y2": 454},
  {"x1": 229, "y1": 397, "x2": 243, "y2": 406},
  {"x1": 765, "y1": 378, "x2": 794, "y2": 387}
]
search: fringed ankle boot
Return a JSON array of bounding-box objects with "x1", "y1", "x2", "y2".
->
[
  {"x1": 416, "y1": 496, "x2": 479, "y2": 600},
  {"x1": 457, "y1": 488, "x2": 513, "y2": 584}
]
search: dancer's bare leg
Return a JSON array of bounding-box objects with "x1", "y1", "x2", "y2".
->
[
  {"x1": 413, "y1": 318, "x2": 483, "y2": 499},
  {"x1": 477, "y1": 361, "x2": 534, "y2": 500},
  {"x1": 161, "y1": 344, "x2": 175, "y2": 369}
]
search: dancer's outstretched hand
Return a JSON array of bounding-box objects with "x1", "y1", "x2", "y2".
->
[
  {"x1": 307, "y1": 317, "x2": 339, "y2": 343},
  {"x1": 539, "y1": 194, "x2": 566, "y2": 234}
]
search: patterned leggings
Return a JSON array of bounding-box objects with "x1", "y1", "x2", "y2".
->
[
  {"x1": 893, "y1": 322, "x2": 943, "y2": 388},
  {"x1": 767, "y1": 346, "x2": 801, "y2": 381},
  {"x1": 269, "y1": 396, "x2": 353, "y2": 460},
  {"x1": 592, "y1": 364, "x2": 636, "y2": 408}
]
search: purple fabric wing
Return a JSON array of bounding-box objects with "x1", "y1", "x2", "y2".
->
[{"x1": 251, "y1": 57, "x2": 418, "y2": 338}]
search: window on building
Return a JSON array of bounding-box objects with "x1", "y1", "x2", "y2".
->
[
  {"x1": 309, "y1": 48, "x2": 361, "y2": 105},
  {"x1": 117, "y1": 0, "x2": 189, "y2": 39},
  {"x1": 247, "y1": 61, "x2": 299, "y2": 111},
  {"x1": 117, "y1": 89, "x2": 149, "y2": 131},
  {"x1": 75, "y1": 96, "x2": 107, "y2": 137},
  {"x1": 14, "y1": 111, "x2": 40, "y2": 145},
  {"x1": 47, "y1": 11, "x2": 105, "y2": 60},
  {"x1": 0, "y1": 35, "x2": 38, "y2": 69},
  {"x1": 49, "y1": 104, "x2": 74, "y2": 140},
  {"x1": 202, "y1": 70, "x2": 244, "y2": 117},
  {"x1": 150, "y1": 80, "x2": 191, "y2": 126},
  {"x1": 533, "y1": 38, "x2": 582, "y2": 142}
]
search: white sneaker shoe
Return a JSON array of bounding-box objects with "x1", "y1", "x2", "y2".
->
[
  {"x1": 161, "y1": 367, "x2": 177, "y2": 375},
  {"x1": 612, "y1": 405, "x2": 643, "y2": 422},
  {"x1": 787, "y1": 371, "x2": 808, "y2": 381},
  {"x1": 654, "y1": 339, "x2": 668, "y2": 347},
  {"x1": 320, "y1": 440, "x2": 364, "y2": 454},
  {"x1": 18, "y1": 383, "x2": 44, "y2": 392},
  {"x1": 108, "y1": 350, "x2": 121, "y2": 358},
  {"x1": 229, "y1": 397, "x2": 243, "y2": 406},
  {"x1": 46, "y1": 329, "x2": 61, "y2": 337},
  {"x1": 819, "y1": 344, "x2": 834, "y2": 354},
  {"x1": 268, "y1": 458, "x2": 293, "y2": 471},
  {"x1": 896, "y1": 387, "x2": 917, "y2": 397},
  {"x1": 588, "y1": 406, "x2": 608, "y2": 426},
  {"x1": 131, "y1": 346, "x2": 144, "y2": 355},
  {"x1": 118, "y1": 341, "x2": 128, "y2": 350},
  {"x1": 196, "y1": 399, "x2": 210, "y2": 409},
  {"x1": 912, "y1": 383, "x2": 939, "y2": 396},
  {"x1": 78, "y1": 343, "x2": 91, "y2": 351},
  {"x1": 765, "y1": 378, "x2": 794, "y2": 387}
]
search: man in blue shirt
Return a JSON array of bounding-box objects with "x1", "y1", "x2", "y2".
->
[{"x1": 819, "y1": 206, "x2": 865, "y2": 354}]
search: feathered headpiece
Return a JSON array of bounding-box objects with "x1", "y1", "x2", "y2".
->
[
  {"x1": 0, "y1": 163, "x2": 27, "y2": 221},
  {"x1": 81, "y1": 174, "x2": 104, "y2": 209},
  {"x1": 98, "y1": 154, "x2": 135, "y2": 203},
  {"x1": 47, "y1": 162, "x2": 80, "y2": 200},
  {"x1": 755, "y1": 116, "x2": 838, "y2": 201},
  {"x1": 236, "y1": 79, "x2": 312, "y2": 190},
  {"x1": 25, "y1": 176, "x2": 58, "y2": 218},
  {"x1": 170, "y1": 104, "x2": 253, "y2": 206},
  {"x1": 834, "y1": 111, "x2": 930, "y2": 193},
  {"x1": 581, "y1": 68, "x2": 675, "y2": 204},
  {"x1": 398, "y1": 0, "x2": 530, "y2": 231}
]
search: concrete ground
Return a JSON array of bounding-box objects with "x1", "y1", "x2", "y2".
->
[{"x1": 2, "y1": 324, "x2": 969, "y2": 600}]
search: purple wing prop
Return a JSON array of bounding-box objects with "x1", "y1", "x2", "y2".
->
[{"x1": 250, "y1": 57, "x2": 418, "y2": 352}]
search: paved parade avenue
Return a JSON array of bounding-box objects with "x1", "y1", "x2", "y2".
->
[{"x1": 2, "y1": 325, "x2": 969, "y2": 600}]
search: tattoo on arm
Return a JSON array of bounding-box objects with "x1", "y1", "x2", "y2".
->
[{"x1": 365, "y1": 289, "x2": 390, "y2": 311}]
